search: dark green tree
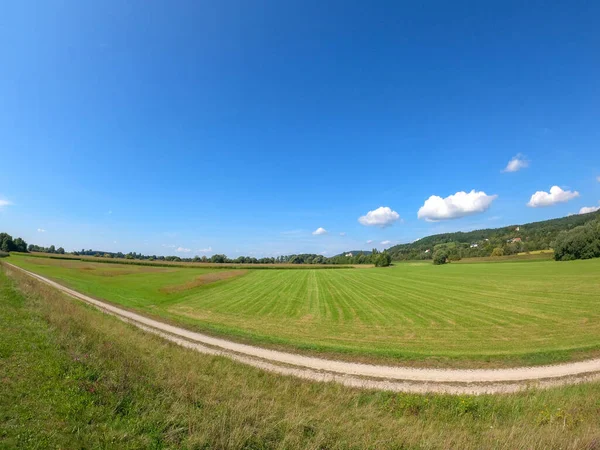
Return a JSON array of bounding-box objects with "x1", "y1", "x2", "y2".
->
[
  {"x1": 374, "y1": 252, "x2": 392, "y2": 267},
  {"x1": 554, "y1": 219, "x2": 600, "y2": 261},
  {"x1": 432, "y1": 250, "x2": 448, "y2": 265},
  {"x1": 0, "y1": 233, "x2": 13, "y2": 252}
]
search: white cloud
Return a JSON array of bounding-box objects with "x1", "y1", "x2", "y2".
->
[
  {"x1": 197, "y1": 246, "x2": 212, "y2": 252},
  {"x1": 381, "y1": 240, "x2": 392, "y2": 245},
  {"x1": 527, "y1": 186, "x2": 580, "y2": 208},
  {"x1": 366, "y1": 239, "x2": 374, "y2": 244},
  {"x1": 579, "y1": 203, "x2": 600, "y2": 215},
  {"x1": 176, "y1": 247, "x2": 191, "y2": 253},
  {"x1": 37, "y1": 228, "x2": 46, "y2": 233},
  {"x1": 312, "y1": 227, "x2": 328, "y2": 235},
  {"x1": 418, "y1": 190, "x2": 497, "y2": 221},
  {"x1": 358, "y1": 206, "x2": 400, "y2": 227},
  {"x1": 0, "y1": 199, "x2": 12, "y2": 209},
  {"x1": 108, "y1": 210, "x2": 113, "y2": 215},
  {"x1": 339, "y1": 232, "x2": 346, "y2": 236},
  {"x1": 597, "y1": 176, "x2": 600, "y2": 183},
  {"x1": 162, "y1": 244, "x2": 176, "y2": 248},
  {"x1": 502, "y1": 154, "x2": 529, "y2": 173}
]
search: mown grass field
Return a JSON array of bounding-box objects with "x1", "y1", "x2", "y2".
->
[
  {"x1": 2, "y1": 264, "x2": 600, "y2": 449},
  {"x1": 5, "y1": 254, "x2": 600, "y2": 367}
]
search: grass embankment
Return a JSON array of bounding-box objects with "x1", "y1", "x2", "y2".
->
[
  {"x1": 7, "y1": 254, "x2": 600, "y2": 368},
  {"x1": 2, "y1": 265, "x2": 600, "y2": 449}
]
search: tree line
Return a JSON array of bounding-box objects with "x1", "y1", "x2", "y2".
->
[
  {"x1": 69, "y1": 249, "x2": 391, "y2": 266},
  {"x1": 0, "y1": 233, "x2": 28, "y2": 255},
  {"x1": 28, "y1": 244, "x2": 65, "y2": 254},
  {"x1": 0, "y1": 234, "x2": 392, "y2": 267}
]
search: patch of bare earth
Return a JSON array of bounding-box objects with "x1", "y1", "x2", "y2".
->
[{"x1": 161, "y1": 270, "x2": 248, "y2": 293}]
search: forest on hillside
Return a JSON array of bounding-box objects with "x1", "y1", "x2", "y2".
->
[{"x1": 384, "y1": 210, "x2": 600, "y2": 262}]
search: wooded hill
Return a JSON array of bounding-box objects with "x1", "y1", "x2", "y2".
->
[{"x1": 385, "y1": 210, "x2": 600, "y2": 261}]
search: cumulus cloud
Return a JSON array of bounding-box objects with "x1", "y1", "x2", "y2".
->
[
  {"x1": 339, "y1": 232, "x2": 346, "y2": 236},
  {"x1": 579, "y1": 203, "x2": 600, "y2": 215},
  {"x1": 197, "y1": 246, "x2": 212, "y2": 252},
  {"x1": 597, "y1": 176, "x2": 600, "y2": 183},
  {"x1": 418, "y1": 190, "x2": 497, "y2": 221},
  {"x1": 381, "y1": 240, "x2": 392, "y2": 245},
  {"x1": 358, "y1": 206, "x2": 400, "y2": 227},
  {"x1": 502, "y1": 154, "x2": 529, "y2": 173},
  {"x1": 0, "y1": 199, "x2": 12, "y2": 209},
  {"x1": 176, "y1": 247, "x2": 191, "y2": 253},
  {"x1": 527, "y1": 186, "x2": 579, "y2": 208},
  {"x1": 312, "y1": 227, "x2": 328, "y2": 235},
  {"x1": 366, "y1": 239, "x2": 374, "y2": 244},
  {"x1": 37, "y1": 228, "x2": 46, "y2": 233}
]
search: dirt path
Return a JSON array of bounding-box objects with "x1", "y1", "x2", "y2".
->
[{"x1": 7, "y1": 262, "x2": 600, "y2": 395}]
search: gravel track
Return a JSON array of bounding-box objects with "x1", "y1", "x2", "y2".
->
[{"x1": 7, "y1": 262, "x2": 600, "y2": 395}]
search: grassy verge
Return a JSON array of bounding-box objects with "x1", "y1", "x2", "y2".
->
[{"x1": 2, "y1": 265, "x2": 600, "y2": 448}]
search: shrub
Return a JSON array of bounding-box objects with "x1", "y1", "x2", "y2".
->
[
  {"x1": 432, "y1": 250, "x2": 448, "y2": 265},
  {"x1": 374, "y1": 252, "x2": 392, "y2": 267},
  {"x1": 0, "y1": 251, "x2": 9, "y2": 258},
  {"x1": 491, "y1": 247, "x2": 504, "y2": 257}
]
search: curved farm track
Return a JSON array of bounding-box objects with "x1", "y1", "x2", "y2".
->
[{"x1": 6, "y1": 262, "x2": 600, "y2": 395}]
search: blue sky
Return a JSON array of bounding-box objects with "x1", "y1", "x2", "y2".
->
[{"x1": 1, "y1": 1, "x2": 599, "y2": 257}]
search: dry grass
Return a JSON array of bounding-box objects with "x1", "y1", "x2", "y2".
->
[
  {"x1": 2, "y1": 263, "x2": 600, "y2": 448},
  {"x1": 160, "y1": 270, "x2": 248, "y2": 293},
  {"x1": 455, "y1": 252, "x2": 554, "y2": 263}
]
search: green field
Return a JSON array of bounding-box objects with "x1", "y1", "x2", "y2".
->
[
  {"x1": 5, "y1": 254, "x2": 600, "y2": 366},
  {"x1": 4, "y1": 264, "x2": 600, "y2": 448}
]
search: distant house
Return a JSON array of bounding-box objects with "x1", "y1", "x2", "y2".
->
[
  {"x1": 515, "y1": 226, "x2": 520, "y2": 231},
  {"x1": 345, "y1": 253, "x2": 353, "y2": 257},
  {"x1": 470, "y1": 243, "x2": 478, "y2": 248},
  {"x1": 510, "y1": 237, "x2": 522, "y2": 243},
  {"x1": 424, "y1": 249, "x2": 430, "y2": 253}
]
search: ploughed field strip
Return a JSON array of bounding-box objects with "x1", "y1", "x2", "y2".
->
[{"x1": 6, "y1": 254, "x2": 600, "y2": 365}]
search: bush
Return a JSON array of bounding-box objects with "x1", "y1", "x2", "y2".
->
[
  {"x1": 432, "y1": 250, "x2": 448, "y2": 265},
  {"x1": 554, "y1": 219, "x2": 600, "y2": 261},
  {"x1": 374, "y1": 252, "x2": 392, "y2": 267},
  {"x1": 0, "y1": 251, "x2": 9, "y2": 258},
  {"x1": 491, "y1": 247, "x2": 504, "y2": 257}
]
